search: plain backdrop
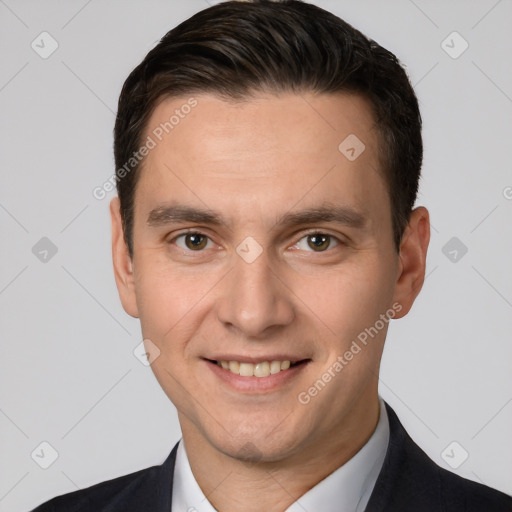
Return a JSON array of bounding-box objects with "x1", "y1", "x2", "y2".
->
[{"x1": 1, "y1": 1, "x2": 511, "y2": 510}]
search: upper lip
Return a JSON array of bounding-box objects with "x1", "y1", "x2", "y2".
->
[{"x1": 205, "y1": 355, "x2": 309, "y2": 364}]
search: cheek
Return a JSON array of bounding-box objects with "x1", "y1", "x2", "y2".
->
[
  {"x1": 293, "y1": 258, "x2": 395, "y2": 346},
  {"x1": 133, "y1": 261, "x2": 210, "y2": 405},
  {"x1": 134, "y1": 255, "x2": 210, "y2": 347}
]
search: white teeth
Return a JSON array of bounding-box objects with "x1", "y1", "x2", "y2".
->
[
  {"x1": 270, "y1": 360, "x2": 282, "y2": 374},
  {"x1": 229, "y1": 361, "x2": 240, "y2": 374},
  {"x1": 217, "y1": 360, "x2": 293, "y2": 377},
  {"x1": 254, "y1": 362, "x2": 270, "y2": 378},
  {"x1": 239, "y1": 363, "x2": 254, "y2": 377}
]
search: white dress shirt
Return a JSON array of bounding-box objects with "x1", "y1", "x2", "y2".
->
[{"x1": 172, "y1": 396, "x2": 389, "y2": 512}]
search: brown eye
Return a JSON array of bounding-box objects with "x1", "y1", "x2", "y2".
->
[
  {"x1": 292, "y1": 233, "x2": 340, "y2": 253},
  {"x1": 174, "y1": 233, "x2": 211, "y2": 251},
  {"x1": 185, "y1": 233, "x2": 208, "y2": 250},
  {"x1": 307, "y1": 234, "x2": 331, "y2": 251}
]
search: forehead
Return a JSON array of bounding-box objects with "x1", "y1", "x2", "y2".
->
[
  {"x1": 135, "y1": 92, "x2": 388, "y2": 230},
  {"x1": 145, "y1": 91, "x2": 379, "y2": 160}
]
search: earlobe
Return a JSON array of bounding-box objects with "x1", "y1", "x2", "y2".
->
[
  {"x1": 110, "y1": 197, "x2": 139, "y2": 318},
  {"x1": 392, "y1": 206, "x2": 430, "y2": 318}
]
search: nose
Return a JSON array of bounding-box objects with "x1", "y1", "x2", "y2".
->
[{"x1": 215, "y1": 248, "x2": 295, "y2": 338}]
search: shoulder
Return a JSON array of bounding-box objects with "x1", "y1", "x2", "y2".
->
[
  {"x1": 437, "y1": 464, "x2": 512, "y2": 511},
  {"x1": 403, "y1": 427, "x2": 511, "y2": 511},
  {"x1": 32, "y1": 466, "x2": 156, "y2": 512},
  {"x1": 30, "y1": 445, "x2": 177, "y2": 512},
  {"x1": 367, "y1": 403, "x2": 512, "y2": 512}
]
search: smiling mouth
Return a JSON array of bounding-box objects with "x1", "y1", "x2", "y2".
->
[{"x1": 206, "y1": 359, "x2": 309, "y2": 378}]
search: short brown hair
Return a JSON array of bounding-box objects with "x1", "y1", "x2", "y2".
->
[{"x1": 114, "y1": 0, "x2": 422, "y2": 257}]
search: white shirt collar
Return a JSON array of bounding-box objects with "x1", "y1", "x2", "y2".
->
[{"x1": 172, "y1": 396, "x2": 389, "y2": 512}]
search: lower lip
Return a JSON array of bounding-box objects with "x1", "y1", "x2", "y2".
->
[{"x1": 204, "y1": 360, "x2": 309, "y2": 393}]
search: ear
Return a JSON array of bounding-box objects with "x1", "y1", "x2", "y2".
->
[
  {"x1": 110, "y1": 197, "x2": 139, "y2": 318},
  {"x1": 392, "y1": 206, "x2": 430, "y2": 318}
]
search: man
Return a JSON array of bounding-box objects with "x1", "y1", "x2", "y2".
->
[{"x1": 32, "y1": 1, "x2": 512, "y2": 511}]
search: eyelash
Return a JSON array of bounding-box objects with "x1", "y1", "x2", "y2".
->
[
  {"x1": 172, "y1": 231, "x2": 215, "y2": 252},
  {"x1": 169, "y1": 229, "x2": 343, "y2": 254},
  {"x1": 291, "y1": 231, "x2": 340, "y2": 252}
]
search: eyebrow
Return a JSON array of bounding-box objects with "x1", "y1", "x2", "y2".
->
[
  {"x1": 147, "y1": 205, "x2": 223, "y2": 227},
  {"x1": 146, "y1": 202, "x2": 367, "y2": 230},
  {"x1": 275, "y1": 203, "x2": 367, "y2": 230}
]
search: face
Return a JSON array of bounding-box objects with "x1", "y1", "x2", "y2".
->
[{"x1": 111, "y1": 92, "x2": 429, "y2": 463}]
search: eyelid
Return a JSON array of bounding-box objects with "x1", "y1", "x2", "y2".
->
[
  {"x1": 295, "y1": 228, "x2": 345, "y2": 242},
  {"x1": 166, "y1": 228, "x2": 346, "y2": 252},
  {"x1": 289, "y1": 230, "x2": 344, "y2": 252},
  {"x1": 167, "y1": 227, "x2": 213, "y2": 240},
  {"x1": 168, "y1": 229, "x2": 216, "y2": 251}
]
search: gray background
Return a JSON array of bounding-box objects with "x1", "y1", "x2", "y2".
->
[{"x1": 1, "y1": 0, "x2": 511, "y2": 510}]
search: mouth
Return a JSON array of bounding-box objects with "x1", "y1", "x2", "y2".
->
[{"x1": 205, "y1": 358, "x2": 310, "y2": 378}]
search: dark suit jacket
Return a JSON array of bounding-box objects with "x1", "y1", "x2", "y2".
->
[{"x1": 31, "y1": 402, "x2": 512, "y2": 511}]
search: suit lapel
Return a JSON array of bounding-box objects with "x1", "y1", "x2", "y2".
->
[{"x1": 364, "y1": 402, "x2": 441, "y2": 511}]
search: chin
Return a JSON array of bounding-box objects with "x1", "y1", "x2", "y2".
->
[{"x1": 206, "y1": 417, "x2": 307, "y2": 464}]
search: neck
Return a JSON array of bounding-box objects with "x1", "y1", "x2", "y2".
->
[{"x1": 179, "y1": 392, "x2": 380, "y2": 512}]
